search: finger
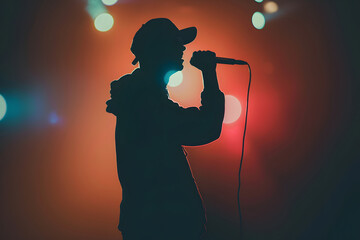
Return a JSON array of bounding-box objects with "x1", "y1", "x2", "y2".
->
[{"x1": 205, "y1": 51, "x2": 215, "y2": 57}]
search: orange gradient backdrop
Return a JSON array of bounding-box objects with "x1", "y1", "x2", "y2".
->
[{"x1": 0, "y1": 1, "x2": 352, "y2": 240}]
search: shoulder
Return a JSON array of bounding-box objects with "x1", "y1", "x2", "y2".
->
[
  {"x1": 109, "y1": 72, "x2": 139, "y2": 98},
  {"x1": 110, "y1": 74, "x2": 132, "y2": 89},
  {"x1": 110, "y1": 68, "x2": 142, "y2": 91}
]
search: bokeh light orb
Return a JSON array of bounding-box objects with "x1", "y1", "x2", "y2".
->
[
  {"x1": 254, "y1": 0, "x2": 263, "y2": 3},
  {"x1": 223, "y1": 95, "x2": 242, "y2": 124},
  {"x1": 102, "y1": 0, "x2": 118, "y2": 6},
  {"x1": 264, "y1": 1, "x2": 279, "y2": 13},
  {"x1": 165, "y1": 71, "x2": 183, "y2": 87},
  {"x1": 252, "y1": 12, "x2": 266, "y2": 30},
  {"x1": 49, "y1": 111, "x2": 59, "y2": 125},
  {"x1": 94, "y1": 13, "x2": 114, "y2": 32},
  {"x1": 0, "y1": 94, "x2": 7, "y2": 121}
]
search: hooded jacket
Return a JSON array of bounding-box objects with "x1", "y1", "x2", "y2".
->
[{"x1": 106, "y1": 68, "x2": 225, "y2": 234}]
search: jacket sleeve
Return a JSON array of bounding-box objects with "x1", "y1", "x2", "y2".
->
[
  {"x1": 106, "y1": 75, "x2": 133, "y2": 117},
  {"x1": 164, "y1": 89, "x2": 225, "y2": 146},
  {"x1": 106, "y1": 75, "x2": 144, "y2": 145}
]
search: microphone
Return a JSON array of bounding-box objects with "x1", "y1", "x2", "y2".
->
[{"x1": 216, "y1": 57, "x2": 248, "y2": 65}]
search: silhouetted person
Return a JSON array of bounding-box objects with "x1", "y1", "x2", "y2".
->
[{"x1": 106, "y1": 18, "x2": 225, "y2": 240}]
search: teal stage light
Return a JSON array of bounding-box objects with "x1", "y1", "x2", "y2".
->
[
  {"x1": 167, "y1": 71, "x2": 183, "y2": 87},
  {"x1": 102, "y1": 0, "x2": 118, "y2": 6},
  {"x1": 252, "y1": 12, "x2": 266, "y2": 30},
  {"x1": 0, "y1": 94, "x2": 7, "y2": 121},
  {"x1": 94, "y1": 13, "x2": 114, "y2": 32}
]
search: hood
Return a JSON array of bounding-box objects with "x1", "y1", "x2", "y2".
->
[
  {"x1": 106, "y1": 68, "x2": 170, "y2": 117},
  {"x1": 106, "y1": 73, "x2": 134, "y2": 117}
]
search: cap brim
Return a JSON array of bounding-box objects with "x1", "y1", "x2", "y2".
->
[{"x1": 179, "y1": 27, "x2": 197, "y2": 45}]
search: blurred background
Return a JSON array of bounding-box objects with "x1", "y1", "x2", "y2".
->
[{"x1": 0, "y1": 0, "x2": 359, "y2": 239}]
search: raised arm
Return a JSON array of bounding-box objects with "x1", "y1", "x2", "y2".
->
[{"x1": 164, "y1": 51, "x2": 225, "y2": 146}]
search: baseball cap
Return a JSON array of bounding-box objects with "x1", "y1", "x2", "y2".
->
[{"x1": 130, "y1": 18, "x2": 197, "y2": 65}]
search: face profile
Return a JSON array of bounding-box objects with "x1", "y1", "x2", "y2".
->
[{"x1": 155, "y1": 39, "x2": 187, "y2": 74}]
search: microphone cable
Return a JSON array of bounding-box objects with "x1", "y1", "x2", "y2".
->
[{"x1": 237, "y1": 63, "x2": 251, "y2": 239}]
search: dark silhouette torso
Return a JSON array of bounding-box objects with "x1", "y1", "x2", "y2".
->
[{"x1": 106, "y1": 68, "x2": 225, "y2": 239}]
